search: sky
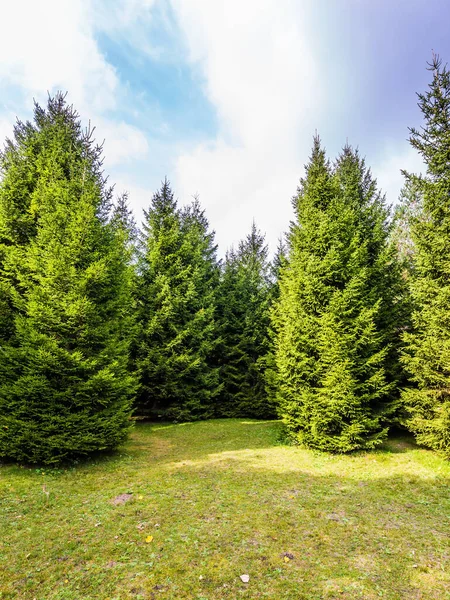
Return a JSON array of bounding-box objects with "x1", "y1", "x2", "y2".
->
[{"x1": 1, "y1": 0, "x2": 449, "y2": 255}]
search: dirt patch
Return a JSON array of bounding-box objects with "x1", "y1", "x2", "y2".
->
[
  {"x1": 106, "y1": 561, "x2": 119, "y2": 568},
  {"x1": 352, "y1": 554, "x2": 377, "y2": 571},
  {"x1": 112, "y1": 493, "x2": 133, "y2": 505}
]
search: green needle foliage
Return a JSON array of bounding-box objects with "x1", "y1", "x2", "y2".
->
[
  {"x1": 391, "y1": 179, "x2": 423, "y2": 275},
  {"x1": 135, "y1": 181, "x2": 220, "y2": 421},
  {"x1": 273, "y1": 137, "x2": 402, "y2": 452},
  {"x1": 265, "y1": 236, "x2": 288, "y2": 407},
  {"x1": 216, "y1": 223, "x2": 276, "y2": 418},
  {"x1": 111, "y1": 190, "x2": 140, "y2": 386},
  {"x1": 0, "y1": 94, "x2": 136, "y2": 465},
  {"x1": 111, "y1": 191, "x2": 139, "y2": 254},
  {"x1": 401, "y1": 55, "x2": 450, "y2": 457}
]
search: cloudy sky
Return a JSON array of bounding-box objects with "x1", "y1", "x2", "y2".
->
[{"x1": 1, "y1": 0, "x2": 449, "y2": 254}]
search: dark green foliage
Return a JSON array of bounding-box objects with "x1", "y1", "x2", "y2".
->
[
  {"x1": 135, "y1": 182, "x2": 220, "y2": 421},
  {"x1": 401, "y1": 55, "x2": 450, "y2": 457},
  {"x1": 265, "y1": 237, "x2": 288, "y2": 408},
  {"x1": 111, "y1": 190, "x2": 140, "y2": 384},
  {"x1": 389, "y1": 180, "x2": 421, "y2": 415},
  {"x1": 272, "y1": 137, "x2": 402, "y2": 452},
  {"x1": 216, "y1": 223, "x2": 276, "y2": 418},
  {"x1": 269, "y1": 236, "x2": 288, "y2": 302},
  {"x1": 0, "y1": 94, "x2": 135, "y2": 465}
]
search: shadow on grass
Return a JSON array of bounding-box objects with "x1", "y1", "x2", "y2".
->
[
  {"x1": 379, "y1": 427, "x2": 419, "y2": 454},
  {"x1": 126, "y1": 419, "x2": 426, "y2": 467},
  {"x1": 0, "y1": 419, "x2": 282, "y2": 475},
  {"x1": 0, "y1": 419, "x2": 428, "y2": 480},
  {"x1": 125, "y1": 419, "x2": 284, "y2": 463}
]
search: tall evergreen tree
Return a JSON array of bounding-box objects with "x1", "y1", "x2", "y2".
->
[
  {"x1": 391, "y1": 180, "x2": 423, "y2": 274},
  {"x1": 0, "y1": 117, "x2": 41, "y2": 346},
  {"x1": 180, "y1": 196, "x2": 222, "y2": 407},
  {"x1": 111, "y1": 191, "x2": 139, "y2": 252},
  {"x1": 216, "y1": 223, "x2": 275, "y2": 418},
  {"x1": 0, "y1": 94, "x2": 135, "y2": 465},
  {"x1": 386, "y1": 181, "x2": 421, "y2": 428},
  {"x1": 265, "y1": 236, "x2": 288, "y2": 408},
  {"x1": 269, "y1": 236, "x2": 288, "y2": 302},
  {"x1": 273, "y1": 138, "x2": 401, "y2": 452},
  {"x1": 111, "y1": 190, "x2": 139, "y2": 386},
  {"x1": 135, "y1": 182, "x2": 220, "y2": 421},
  {"x1": 401, "y1": 55, "x2": 450, "y2": 456}
]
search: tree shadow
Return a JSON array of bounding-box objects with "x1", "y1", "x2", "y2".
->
[{"x1": 379, "y1": 427, "x2": 419, "y2": 454}]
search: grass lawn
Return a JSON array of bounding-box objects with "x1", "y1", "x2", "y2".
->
[{"x1": 1, "y1": 420, "x2": 450, "y2": 599}]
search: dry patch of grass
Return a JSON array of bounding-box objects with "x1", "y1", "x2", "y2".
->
[{"x1": 1, "y1": 420, "x2": 450, "y2": 599}]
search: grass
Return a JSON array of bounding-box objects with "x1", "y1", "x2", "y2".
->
[{"x1": 1, "y1": 420, "x2": 450, "y2": 599}]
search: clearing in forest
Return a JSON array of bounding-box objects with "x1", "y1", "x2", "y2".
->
[{"x1": 1, "y1": 420, "x2": 449, "y2": 599}]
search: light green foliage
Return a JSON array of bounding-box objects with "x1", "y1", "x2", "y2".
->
[
  {"x1": 273, "y1": 138, "x2": 403, "y2": 452},
  {"x1": 0, "y1": 95, "x2": 135, "y2": 465},
  {"x1": 401, "y1": 55, "x2": 450, "y2": 457},
  {"x1": 135, "y1": 183, "x2": 220, "y2": 420},
  {"x1": 216, "y1": 223, "x2": 276, "y2": 418}
]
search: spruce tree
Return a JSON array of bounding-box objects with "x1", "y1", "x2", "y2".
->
[
  {"x1": 135, "y1": 182, "x2": 220, "y2": 421},
  {"x1": 265, "y1": 236, "x2": 288, "y2": 408},
  {"x1": 401, "y1": 55, "x2": 450, "y2": 456},
  {"x1": 391, "y1": 180, "x2": 423, "y2": 274},
  {"x1": 216, "y1": 223, "x2": 275, "y2": 418},
  {"x1": 273, "y1": 138, "x2": 401, "y2": 452},
  {"x1": 0, "y1": 117, "x2": 41, "y2": 346},
  {"x1": 269, "y1": 237, "x2": 288, "y2": 302},
  {"x1": 0, "y1": 94, "x2": 135, "y2": 465},
  {"x1": 111, "y1": 190, "x2": 139, "y2": 387},
  {"x1": 180, "y1": 197, "x2": 222, "y2": 409},
  {"x1": 111, "y1": 191, "x2": 139, "y2": 252}
]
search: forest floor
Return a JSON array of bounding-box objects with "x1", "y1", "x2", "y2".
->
[{"x1": 1, "y1": 420, "x2": 450, "y2": 600}]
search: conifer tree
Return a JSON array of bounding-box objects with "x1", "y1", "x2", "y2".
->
[
  {"x1": 273, "y1": 138, "x2": 401, "y2": 452},
  {"x1": 111, "y1": 190, "x2": 139, "y2": 382},
  {"x1": 135, "y1": 182, "x2": 220, "y2": 421},
  {"x1": 0, "y1": 117, "x2": 41, "y2": 345},
  {"x1": 0, "y1": 94, "x2": 135, "y2": 464},
  {"x1": 216, "y1": 223, "x2": 275, "y2": 418},
  {"x1": 269, "y1": 237, "x2": 288, "y2": 302},
  {"x1": 180, "y1": 197, "x2": 222, "y2": 407},
  {"x1": 112, "y1": 191, "x2": 139, "y2": 252},
  {"x1": 391, "y1": 180, "x2": 423, "y2": 274},
  {"x1": 401, "y1": 55, "x2": 450, "y2": 456},
  {"x1": 265, "y1": 236, "x2": 288, "y2": 408}
]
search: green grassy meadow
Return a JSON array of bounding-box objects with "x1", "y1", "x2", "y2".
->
[{"x1": 1, "y1": 420, "x2": 450, "y2": 599}]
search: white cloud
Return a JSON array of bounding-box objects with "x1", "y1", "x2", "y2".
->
[
  {"x1": 0, "y1": 0, "x2": 116, "y2": 114},
  {"x1": 0, "y1": 0, "x2": 425, "y2": 252},
  {"x1": 0, "y1": 0, "x2": 148, "y2": 176},
  {"x1": 109, "y1": 0, "x2": 156, "y2": 27},
  {"x1": 169, "y1": 0, "x2": 320, "y2": 253},
  {"x1": 96, "y1": 120, "x2": 149, "y2": 169},
  {"x1": 0, "y1": 116, "x2": 15, "y2": 149},
  {"x1": 114, "y1": 179, "x2": 152, "y2": 219},
  {"x1": 373, "y1": 143, "x2": 425, "y2": 208}
]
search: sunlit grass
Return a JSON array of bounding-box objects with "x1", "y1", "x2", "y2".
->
[{"x1": 1, "y1": 419, "x2": 450, "y2": 599}]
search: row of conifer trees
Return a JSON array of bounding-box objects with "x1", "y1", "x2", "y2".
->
[{"x1": 1, "y1": 55, "x2": 449, "y2": 464}]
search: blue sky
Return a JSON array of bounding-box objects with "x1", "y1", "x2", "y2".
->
[{"x1": 1, "y1": 0, "x2": 449, "y2": 253}]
